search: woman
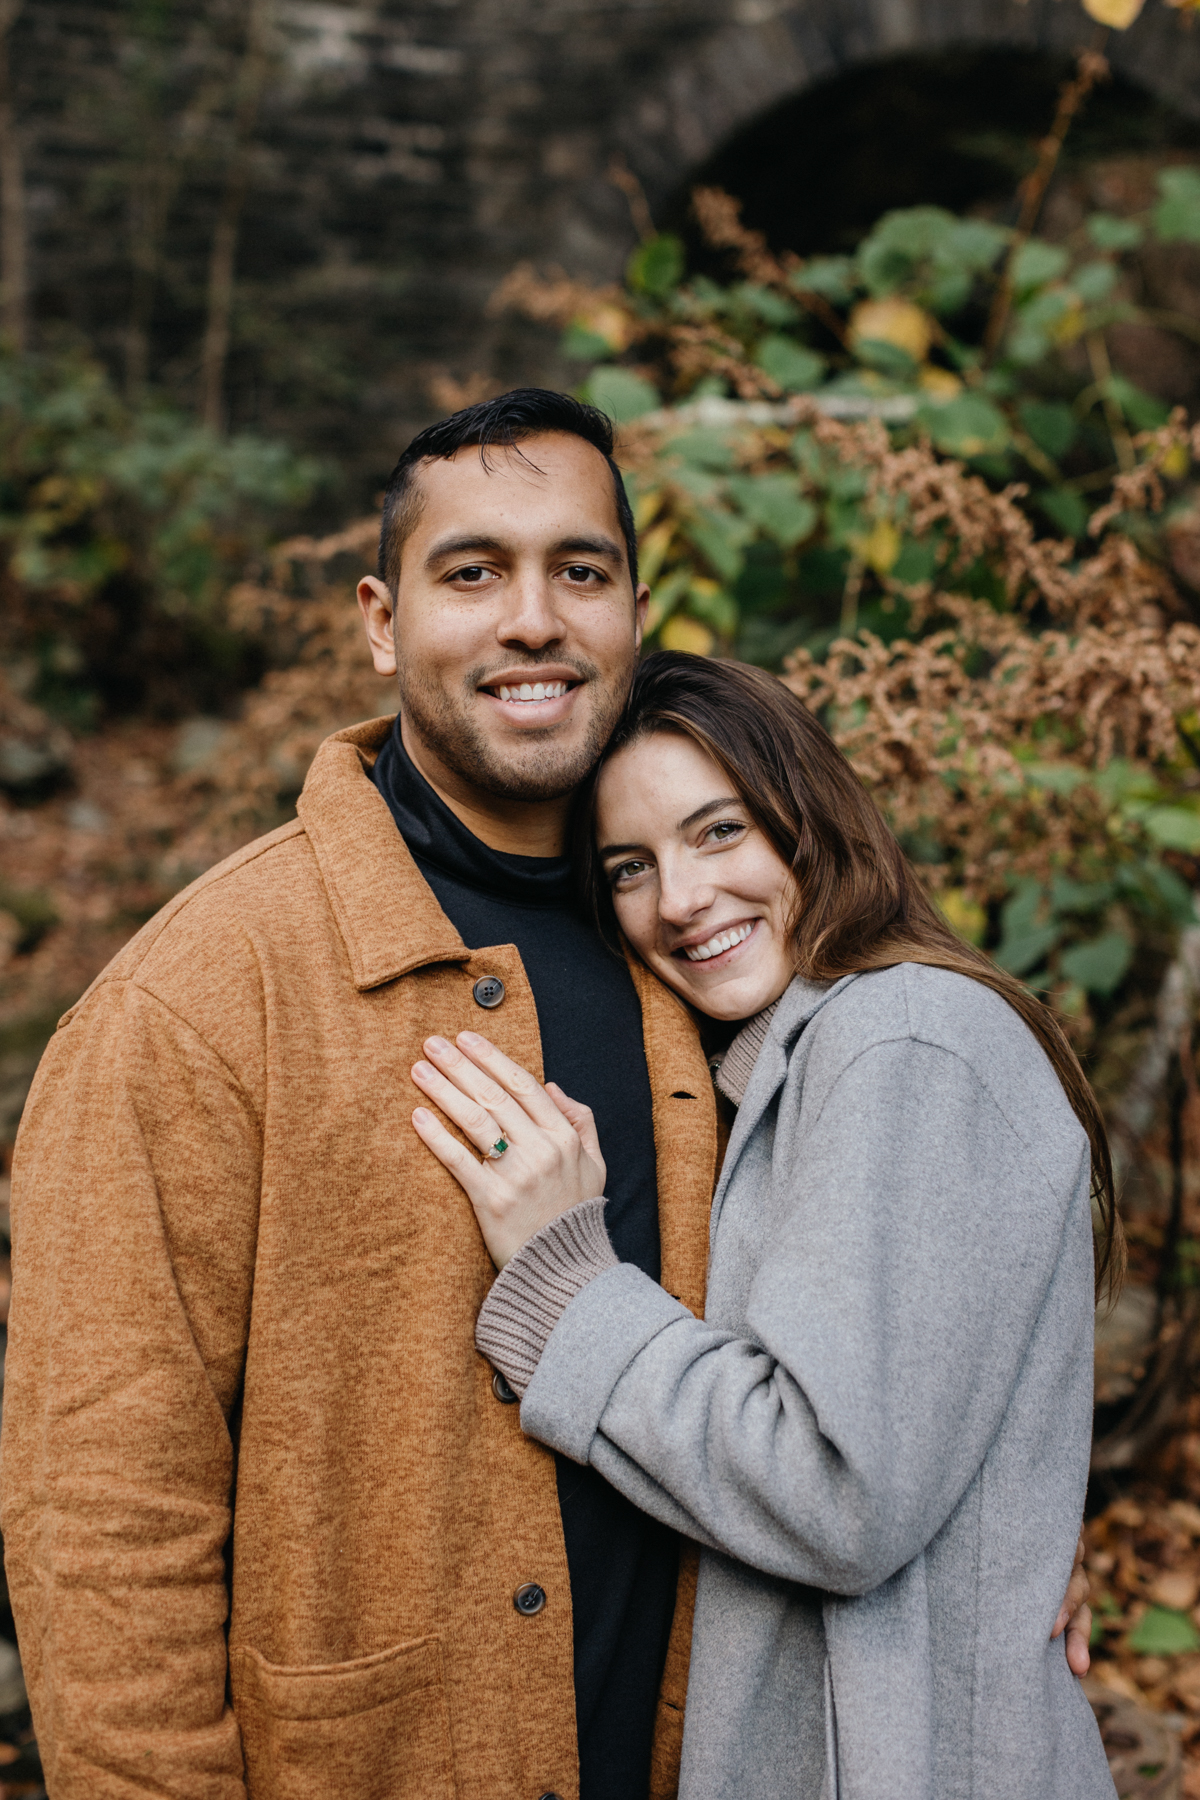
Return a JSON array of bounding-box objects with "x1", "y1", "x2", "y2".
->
[{"x1": 411, "y1": 652, "x2": 1118, "y2": 1800}]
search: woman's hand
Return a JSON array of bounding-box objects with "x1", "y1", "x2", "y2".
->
[
  {"x1": 1051, "y1": 1536, "x2": 1092, "y2": 1677},
  {"x1": 411, "y1": 1031, "x2": 607, "y2": 1268}
]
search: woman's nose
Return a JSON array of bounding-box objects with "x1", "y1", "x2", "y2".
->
[{"x1": 656, "y1": 865, "x2": 712, "y2": 929}]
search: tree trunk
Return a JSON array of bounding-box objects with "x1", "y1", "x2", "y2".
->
[
  {"x1": 201, "y1": 0, "x2": 271, "y2": 432},
  {"x1": 0, "y1": 0, "x2": 27, "y2": 353}
]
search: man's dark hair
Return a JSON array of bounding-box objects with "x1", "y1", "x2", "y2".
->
[{"x1": 376, "y1": 388, "x2": 638, "y2": 596}]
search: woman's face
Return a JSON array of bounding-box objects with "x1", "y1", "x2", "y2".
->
[{"x1": 595, "y1": 731, "x2": 799, "y2": 1022}]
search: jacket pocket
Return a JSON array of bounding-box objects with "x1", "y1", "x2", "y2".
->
[{"x1": 231, "y1": 1634, "x2": 456, "y2": 1800}]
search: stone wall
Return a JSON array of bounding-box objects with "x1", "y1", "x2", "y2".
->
[{"x1": 13, "y1": 0, "x2": 1200, "y2": 501}]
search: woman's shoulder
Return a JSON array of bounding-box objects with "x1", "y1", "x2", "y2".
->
[{"x1": 798, "y1": 963, "x2": 1083, "y2": 1146}]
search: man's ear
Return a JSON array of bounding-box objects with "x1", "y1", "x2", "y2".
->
[
  {"x1": 634, "y1": 581, "x2": 651, "y2": 651},
  {"x1": 357, "y1": 576, "x2": 398, "y2": 677}
]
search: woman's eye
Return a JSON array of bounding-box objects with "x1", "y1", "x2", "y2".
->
[
  {"x1": 706, "y1": 820, "x2": 746, "y2": 844},
  {"x1": 610, "y1": 859, "x2": 650, "y2": 887}
]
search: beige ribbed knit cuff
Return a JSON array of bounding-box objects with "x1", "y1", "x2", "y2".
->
[{"x1": 475, "y1": 1197, "x2": 618, "y2": 1397}]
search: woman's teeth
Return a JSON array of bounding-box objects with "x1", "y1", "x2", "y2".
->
[
  {"x1": 684, "y1": 922, "x2": 754, "y2": 963},
  {"x1": 495, "y1": 681, "x2": 569, "y2": 702}
]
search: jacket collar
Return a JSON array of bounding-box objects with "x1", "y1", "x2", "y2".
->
[
  {"x1": 710, "y1": 972, "x2": 860, "y2": 1230},
  {"x1": 296, "y1": 716, "x2": 470, "y2": 990}
]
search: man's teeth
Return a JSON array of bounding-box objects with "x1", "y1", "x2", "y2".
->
[
  {"x1": 684, "y1": 923, "x2": 754, "y2": 962},
  {"x1": 495, "y1": 681, "x2": 569, "y2": 702}
]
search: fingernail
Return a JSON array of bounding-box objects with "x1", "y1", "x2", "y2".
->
[
  {"x1": 413, "y1": 1107, "x2": 430, "y2": 1122},
  {"x1": 458, "y1": 1030, "x2": 484, "y2": 1046},
  {"x1": 426, "y1": 1036, "x2": 451, "y2": 1054},
  {"x1": 412, "y1": 1062, "x2": 433, "y2": 1079}
]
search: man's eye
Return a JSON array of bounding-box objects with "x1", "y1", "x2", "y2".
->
[
  {"x1": 453, "y1": 565, "x2": 494, "y2": 584},
  {"x1": 564, "y1": 565, "x2": 600, "y2": 583}
]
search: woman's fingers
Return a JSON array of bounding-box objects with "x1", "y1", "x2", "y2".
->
[
  {"x1": 450, "y1": 1032, "x2": 569, "y2": 1130},
  {"x1": 546, "y1": 1083, "x2": 605, "y2": 1172},
  {"x1": 411, "y1": 1058, "x2": 508, "y2": 1157},
  {"x1": 412, "y1": 1106, "x2": 489, "y2": 1206}
]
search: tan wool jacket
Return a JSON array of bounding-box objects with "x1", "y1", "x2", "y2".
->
[{"x1": 1, "y1": 717, "x2": 720, "y2": 1800}]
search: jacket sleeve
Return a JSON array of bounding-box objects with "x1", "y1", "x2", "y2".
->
[
  {"x1": 1, "y1": 978, "x2": 261, "y2": 1798},
  {"x1": 520, "y1": 1033, "x2": 1091, "y2": 1596}
]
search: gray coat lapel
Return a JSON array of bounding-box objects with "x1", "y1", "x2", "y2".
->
[{"x1": 710, "y1": 973, "x2": 860, "y2": 1239}]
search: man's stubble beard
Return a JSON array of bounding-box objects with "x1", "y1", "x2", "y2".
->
[{"x1": 395, "y1": 653, "x2": 633, "y2": 803}]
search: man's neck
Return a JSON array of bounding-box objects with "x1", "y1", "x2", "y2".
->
[{"x1": 399, "y1": 717, "x2": 572, "y2": 858}]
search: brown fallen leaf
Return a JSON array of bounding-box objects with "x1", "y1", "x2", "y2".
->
[{"x1": 1150, "y1": 1570, "x2": 1200, "y2": 1611}]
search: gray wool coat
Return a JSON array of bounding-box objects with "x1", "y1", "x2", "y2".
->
[{"x1": 520, "y1": 964, "x2": 1116, "y2": 1800}]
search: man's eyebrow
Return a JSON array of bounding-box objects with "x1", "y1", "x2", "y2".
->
[
  {"x1": 551, "y1": 535, "x2": 625, "y2": 562},
  {"x1": 423, "y1": 533, "x2": 507, "y2": 570}
]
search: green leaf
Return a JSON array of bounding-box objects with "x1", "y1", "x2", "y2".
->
[
  {"x1": 855, "y1": 339, "x2": 919, "y2": 379},
  {"x1": 584, "y1": 367, "x2": 659, "y2": 421},
  {"x1": 681, "y1": 511, "x2": 753, "y2": 583},
  {"x1": 856, "y1": 206, "x2": 1005, "y2": 312},
  {"x1": 1127, "y1": 1607, "x2": 1200, "y2": 1656},
  {"x1": 626, "y1": 233, "x2": 685, "y2": 298},
  {"x1": 666, "y1": 429, "x2": 736, "y2": 472},
  {"x1": 1011, "y1": 240, "x2": 1069, "y2": 292},
  {"x1": 734, "y1": 283, "x2": 799, "y2": 327},
  {"x1": 756, "y1": 335, "x2": 826, "y2": 393},
  {"x1": 687, "y1": 582, "x2": 739, "y2": 634},
  {"x1": 1051, "y1": 877, "x2": 1116, "y2": 914},
  {"x1": 1087, "y1": 213, "x2": 1145, "y2": 252},
  {"x1": 1059, "y1": 931, "x2": 1133, "y2": 996},
  {"x1": 560, "y1": 323, "x2": 613, "y2": 362},
  {"x1": 918, "y1": 393, "x2": 1010, "y2": 458},
  {"x1": 1153, "y1": 168, "x2": 1200, "y2": 246},
  {"x1": 1072, "y1": 260, "x2": 1118, "y2": 305},
  {"x1": 995, "y1": 925, "x2": 1061, "y2": 978},
  {"x1": 1143, "y1": 805, "x2": 1200, "y2": 854},
  {"x1": 1036, "y1": 488, "x2": 1090, "y2": 540},
  {"x1": 1105, "y1": 376, "x2": 1170, "y2": 431},
  {"x1": 725, "y1": 473, "x2": 818, "y2": 548},
  {"x1": 792, "y1": 257, "x2": 856, "y2": 306},
  {"x1": 890, "y1": 538, "x2": 939, "y2": 584},
  {"x1": 1018, "y1": 399, "x2": 1077, "y2": 461}
]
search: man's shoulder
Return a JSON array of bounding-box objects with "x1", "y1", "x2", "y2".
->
[{"x1": 64, "y1": 816, "x2": 320, "y2": 1025}]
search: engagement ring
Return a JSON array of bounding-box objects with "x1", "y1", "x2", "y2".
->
[{"x1": 486, "y1": 1137, "x2": 509, "y2": 1160}]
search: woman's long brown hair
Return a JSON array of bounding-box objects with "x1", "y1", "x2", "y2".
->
[{"x1": 577, "y1": 650, "x2": 1123, "y2": 1300}]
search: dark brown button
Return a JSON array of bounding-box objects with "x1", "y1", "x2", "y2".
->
[
  {"x1": 492, "y1": 1371, "x2": 518, "y2": 1404},
  {"x1": 513, "y1": 1582, "x2": 546, "y2": 1616},
  {"x1": 472, "y1": 975, "x2": 505, "y2": 1009}
]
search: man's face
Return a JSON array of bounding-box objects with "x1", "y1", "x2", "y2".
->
[{"x1": 358, "y1": 432, "x2": 648, "y2": 807}]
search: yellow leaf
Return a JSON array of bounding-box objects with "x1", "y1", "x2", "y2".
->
[
  {"x1": 577, "y1": 301, "x2": 633, "y2": 353},
  {"x1": 659, "y1": 615, "x2": 715, "y2": 655},
  {"x1": 848, "y1": 297, "x2": 933, "y2": 364},
  {"x1": 637, "y1": 518, "x2": 675, "y2": 586},
  {"x1": 634, "y1": 487, "x2": 665, "y2": 533},
  {"x1": 918, "y1": 365, "x2": 963, "y2": 402},
  {"x1": 1080, "y1": 0, "x2": 1145, "y2": 24},
  {"x1": 1162, "y1": 441, "x2": 1191, "y2": 479},
  {"x1": 936, "y1": 888, "x2": 988, "y2": 946}
]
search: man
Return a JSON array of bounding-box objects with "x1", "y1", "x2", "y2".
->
[{"x1": 2, "y1": 389, "x2": 1089, "y2": 1800}]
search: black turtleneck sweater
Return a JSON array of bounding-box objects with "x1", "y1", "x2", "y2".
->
[{"x1": 371, "y1": 722, "x2": 678, "y2": 1800}]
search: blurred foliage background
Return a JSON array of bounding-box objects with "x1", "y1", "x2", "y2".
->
[{"x1": 5, "y1": 0, "x2": 1200, "y2": 1782}]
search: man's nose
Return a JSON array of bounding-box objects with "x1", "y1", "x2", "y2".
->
[{"x1": 496, "y1": 573, "x2": 566, "y2": 649}]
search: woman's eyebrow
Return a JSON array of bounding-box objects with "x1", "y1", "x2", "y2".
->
[
  {"x1": 677, "y1": 797, "x2": 742, "y2": 832},
  {"x1": 599, "y1": 841, "x2": 646, "y2": 860}
]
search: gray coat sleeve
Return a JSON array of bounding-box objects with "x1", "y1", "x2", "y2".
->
[{"x1": 520, "y1": 1033, "x2": 1090, "y2": 1596}]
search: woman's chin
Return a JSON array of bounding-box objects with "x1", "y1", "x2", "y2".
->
[{"x1": 655, "y1": 954, "x2": 792, "y2": 1022}]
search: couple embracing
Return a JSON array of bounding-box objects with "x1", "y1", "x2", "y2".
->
[{"x1": 3, "y1": 388, "x2": 1117, "y2": 1799}]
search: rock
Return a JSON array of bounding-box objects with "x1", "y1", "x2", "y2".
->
[
  {"x1": 173, "y1": 717, "x2": 232, "y2": 777},
  {"x1": 1085, "y1": 1678, "x2": 1182, "y2": 1798},
  {"x1": 1096, "y1": 1284, "x2": 1159, "y2": 1406},
  {"x1": 0, "y1": 1639, "x2": 27, "y2": 1717}
]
